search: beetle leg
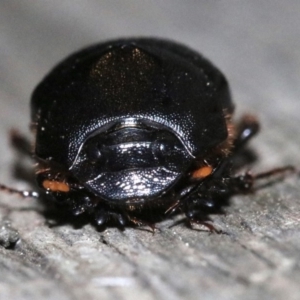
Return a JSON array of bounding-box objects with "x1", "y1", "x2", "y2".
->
[
  {"x1": 177, "y1": 162, "x2": 233, "y2": 230},
  {"x1": 94, "y1": 205, "x2": 130, "y2": 228},
  {"x1": 95, "y1": 208, "x2": 111, "y2": 226},
  {"x1": 253, "y1": 165, "x2": 295, "y2": 179},
  {"x1": 94, "y1": 207, "x2": 129, "y2": 228},
  {"x1": 182, "y1": 181, "x2": 230, "y2": 213},
  {"x1": 187, "y1": 218, "x2": 222, "y2": 233},
  {"x1": 234, "y1": 114, "x2": 260, "y2": 150},
  {"x1": 10, "y1": 129, "x2": 32, "y2": 156},
  {"x1": 127, "y1": 216, "x2": 157, "y2": 233},
  {"x1": 177, "y1": 191, "x2": 223, "y2": 232},
  {"x1": 228, "y1": 165, "x2": 295, "y2": 193},
  {"x1": 94, "y1": 206, "x2": 156, "y2": 231},
  {"x1": 0, "y1": 183, "x2": 39, "y2": 198},
  {"x1": 182, "y1": 164, "x2": 295, "y2": 218}
]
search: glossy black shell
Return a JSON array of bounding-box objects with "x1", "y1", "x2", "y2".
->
[{"x1": 31, "y1": 38, "x2": 233, "y2": 202}]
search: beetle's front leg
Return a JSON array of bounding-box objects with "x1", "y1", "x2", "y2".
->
[
  {"x1": 179, "y1": 164, "x2": 295, "y2": 230},
  {"x1": 94, "y1": 205, "x2": 157, "y2": 232},
  {"x1": 95, "y1": 205, "x2": 128, "y2": 227},
  {"x1": 182, "y1": 195, "x2": 224, "y2": 233},
  {"x1": 175, "y1": 178, "x2": 231, "y2": 232}
]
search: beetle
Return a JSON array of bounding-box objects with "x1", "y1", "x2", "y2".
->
[{"x1": 0, "y1": 38, "x2": 294, "y2": 230}]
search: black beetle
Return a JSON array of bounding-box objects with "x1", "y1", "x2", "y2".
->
[{"x1": 0, "y1": 38, "x2": 293, "y2": 230}]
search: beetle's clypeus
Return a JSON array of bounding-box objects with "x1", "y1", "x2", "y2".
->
[{"x1": 0, "y1": 38, "x2": 294, "y2": 231}]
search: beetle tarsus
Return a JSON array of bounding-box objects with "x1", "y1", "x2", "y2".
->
[
  {"x1": 229, "y1": 165, "x2": 295, "y2": 193},
  {"x1": 0, "y1": 184, "x2": 39, "y2": 199},
  {"x1": 254, "y1": 165, "x2": 295, "y2": 180},
  {"x1": 127, "y1": 216, "x2": 157, "y2": 233},
  {"x1": 186, "y1": 218, "x2": 222, "y2": 233}
]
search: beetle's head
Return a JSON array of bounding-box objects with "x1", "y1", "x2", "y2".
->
[{"x1": 68, "y1": 119, "x2": 192, "y2": 204}]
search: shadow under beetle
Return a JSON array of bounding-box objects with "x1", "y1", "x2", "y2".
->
[{"x1": 0, "y1": 38, "x2": 294, "y2": 231}]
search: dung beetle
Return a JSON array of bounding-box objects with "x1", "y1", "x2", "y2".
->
[{"x1": 0, "y1": 38, "x2": 294, "y2": 230}]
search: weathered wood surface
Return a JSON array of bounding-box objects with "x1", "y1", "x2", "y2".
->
[{"x1": 0, "y1": 2, "x2": 300, "y2": 300}]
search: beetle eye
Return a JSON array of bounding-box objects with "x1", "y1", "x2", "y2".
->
[{"x1": 85, "y1": 143, "x2": 102, "y2": 163}]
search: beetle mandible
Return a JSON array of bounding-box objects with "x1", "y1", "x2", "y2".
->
[{"x1": 0, "y1": 38, "x2": 294, "y2": 230}]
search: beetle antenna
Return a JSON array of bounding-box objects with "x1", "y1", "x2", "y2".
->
[{"x1": 0, "y1": 184, "x2": 39, "y2": 199}]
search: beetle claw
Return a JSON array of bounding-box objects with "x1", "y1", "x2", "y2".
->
[
  {"x1": 127, "y1": 216, "x2": 157, "y2": 233},
  {"x1": 187, "y1": 218, "x2": 222, "y2": 234}
]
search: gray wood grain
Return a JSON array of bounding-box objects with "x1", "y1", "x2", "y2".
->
[{"x1": 0, "y1": 2, "x2": 300, "y2": 300}]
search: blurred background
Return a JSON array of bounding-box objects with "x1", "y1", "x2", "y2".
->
[{"x1": 0, "y1": 2, "x2": 299, "y2": 300}]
